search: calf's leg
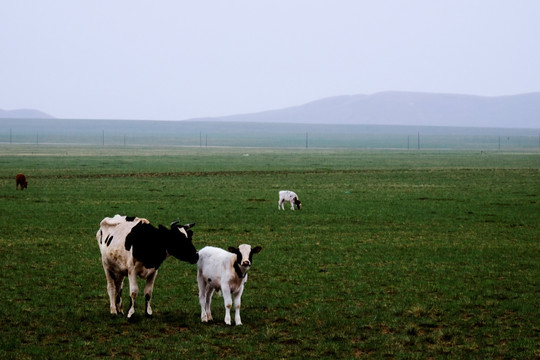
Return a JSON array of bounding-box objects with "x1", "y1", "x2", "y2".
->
[
  {"x1": 198, "y1": 274, "x2": 213, "y2": 322},
  {"x1": 233, "y1": 286, "x2": 245, "y2": 325},
  {"x1": 221, "y1": 286, "x2": 233, "y2": 325},
  {"x1": 205, "y1": 288, "x2": 215, "y2": 321}
]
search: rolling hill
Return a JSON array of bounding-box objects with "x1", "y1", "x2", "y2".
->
[
  {"x1": 2, "y1": 91, "x2": 539, "y2": 128},
  {"x1": 194, "y1": 91, "x2": 540, "y2": 128},
  {"x1": 0, "y1": 108, "x2": 54, "y2": 119}
]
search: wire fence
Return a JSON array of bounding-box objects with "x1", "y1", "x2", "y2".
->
[{"x1": 1, "y1": 119, "x2": 539, "y2": 151}]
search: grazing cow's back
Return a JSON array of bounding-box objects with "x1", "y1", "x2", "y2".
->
[
  {"x1": 96, "y1": 215, "x2": 198, "y2": 319},
  {"x1": 16, "y1": 173, "x2": 28, "y2": 190}
]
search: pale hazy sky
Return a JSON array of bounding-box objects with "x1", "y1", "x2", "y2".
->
[{"x1": 2, "y1": 1, "x2": 539, "y2": 120}]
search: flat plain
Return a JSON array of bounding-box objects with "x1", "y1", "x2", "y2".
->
[{"x1": 0, "y1": 145, "x2": 539, "y2": 359}]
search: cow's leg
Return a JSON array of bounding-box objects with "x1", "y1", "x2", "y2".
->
[
  {"x1": 198, "y1": 273, "x2": 211, "y2": 322},
  {"x1": 221, "y1": 286, "x2": 233, "y2": 325},
  {"x1": 104, "y1": 269, "x2": 119, "y2": 315},
  {"x1": 143, "y1": 271, "x2": 157, "y2": 318},
  {"x1": 205, "y1": 287, "x2": 215, "y2": 322},
  {"x1": 127, "y1": 271, "x2": 139, "y2": 319},
  {"x1": 114, "y1": 274, "x2": 125, "y2": 315},
  {"x1": 290, "y1": 200, "x2": 295, "y2": 210},
  {"x1": 279, "y1": 196, "x2": 287, "y2": 210},
  {"x1": 233, "y1": 287, "x2": 245, "y2": 325}
]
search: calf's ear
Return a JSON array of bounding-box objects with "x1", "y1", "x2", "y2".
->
[
  {"x1": 228, "y1": 246, "x2": 238, "y2": 254},
  {"x1": 252, "y1": 246, "x2": 262, "y2": 254}
]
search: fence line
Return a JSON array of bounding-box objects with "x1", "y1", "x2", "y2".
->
[{"x1": 1, "y1": 124, "x2": 539, "y2": 151}]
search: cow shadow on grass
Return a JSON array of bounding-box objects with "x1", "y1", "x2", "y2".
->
[{"x1": 94, "y1": 309, "x2": 200, "y2": 327}]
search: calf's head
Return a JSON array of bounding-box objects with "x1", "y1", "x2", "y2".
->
[
  {"x1": 165, "y1": 222, "x2": 199, "y2": 264},
  {"x1": 228, "y1": 244, "x2": 262, "y2": 269},
  {"x1": 294, "y1": 197, "x2": 302, "y2": 210}
]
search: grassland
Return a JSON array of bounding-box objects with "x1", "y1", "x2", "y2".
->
[{"x1": 0, "y1": 145, "x2": 539, "y2": 359}]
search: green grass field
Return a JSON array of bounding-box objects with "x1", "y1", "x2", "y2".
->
[{"x1": 1, "y1": 145, "x2": 539, "y2": 359}]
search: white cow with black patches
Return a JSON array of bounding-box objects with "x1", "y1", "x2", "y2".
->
[
  {"x1": 96, "y1": 215, "x2": 199, "y2": 319},
  {"x1": 197, "y1": 244, "x2": 262, "y2": 325},
  {"x1": 278, "y1": 190, "x2": 302, "y2": 210}
]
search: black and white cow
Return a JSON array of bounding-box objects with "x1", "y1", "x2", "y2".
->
[
  {"x1": 96, "y1": 215, "x2": 199, "y2": 319},
  {"x1": 197, "y1": 244, "x2": 262, "y2": 325},
  {"x1": 278, "y1": 190, "x2": 302, "y2": 210}
]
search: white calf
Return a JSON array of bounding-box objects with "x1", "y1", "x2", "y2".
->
[
  {"x1": 278, "y1": 190, "x2": 302, "y2": 210},
  {"x1": 197, "y1": 244, "x2": 262, "y2": 325}
]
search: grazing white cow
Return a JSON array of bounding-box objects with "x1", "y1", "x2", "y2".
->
[
  {"x1": 278, "y1": 190, "x2": 302, "y2": 210},
  {"x1": 96, "y1": 215, "x2": 198, "y2": 319},
  {"x1": 197, "y1": 244, "x2": 262, "y2": 325}
]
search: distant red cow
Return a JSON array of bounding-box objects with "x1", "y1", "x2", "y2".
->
[{"x1": 16, "y1": 173, "x2": 28, "y2": 190}]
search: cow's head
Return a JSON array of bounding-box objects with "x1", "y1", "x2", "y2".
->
[
  {"x1": 294, "y1": 197, "x2": 302, "y2": 210},
  {"x1": 228, "y1": 244, "x2": 262, "y2": 270},
  {"x1": 165, "y1": 222, "x2": 199, "y2": 264}
]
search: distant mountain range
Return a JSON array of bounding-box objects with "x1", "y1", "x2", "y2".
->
[
  {"x1": 2, "y1": 92, "x2": 539, "y2": 128},
  {"x1": 195, "y1": 91, "x2": 540, "y2": 128},
  {"x1": 0, "y1": 108, "x2": 55, "y2": 119}
]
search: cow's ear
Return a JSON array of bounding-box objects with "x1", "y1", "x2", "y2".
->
[
  {"x1": 228, "y1": 246, "x2": 238, "y2": 254},
  {"x1": 252, "y1": 246, "x2": 262, "y2": 254}
]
